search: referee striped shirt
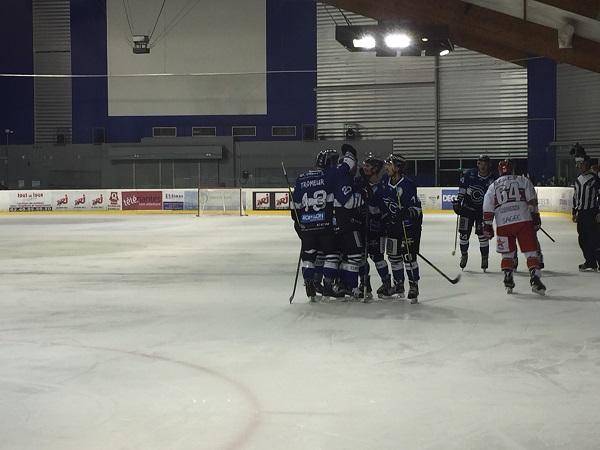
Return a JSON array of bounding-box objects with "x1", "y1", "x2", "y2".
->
[{"x1": 573, "y1": 171, "x2": 600, "y2": 212}]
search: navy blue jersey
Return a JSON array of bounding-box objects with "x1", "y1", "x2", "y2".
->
[
  {"x1": 332, "y1": 154, "x2": 363, "y2": 210},
  {"x1": 375, "y1": 174, "x2": 422, "y2": 227},
  {"x1": 458, "y1": 169, "x2": 495, "y2": 211},
  {"x1": 292, "y1": 169, "x2": 334, "y2": 231}
]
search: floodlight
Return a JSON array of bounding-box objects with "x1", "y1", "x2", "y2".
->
[
  {"x1": 353, "y1": 35, "x2": 376, "y2": 49},
  {"x1": 385, "y1": 33, "x2": 411, "y2": 49},
  {"x1": 439, "y1": 49, "x2": 450, "y2": 56}
]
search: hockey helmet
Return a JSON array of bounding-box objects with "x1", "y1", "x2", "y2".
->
[
  {"x1": 362, "y1": 152, "x2": 384, "y2": 172},
  {"x1": 315, "y1": 148, "x2": 339, "y2": 169},
  {"x1": 384, "y1": 153, "x2": 406, "y2": 169},
  {"x1": 498, "y1": 159, "x2": 513, "y2": 175}
]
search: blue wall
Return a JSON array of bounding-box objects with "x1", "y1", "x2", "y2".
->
[
  {"x1": 0, "y1": 0, "x2": 34, "y2": 144},
  {"x1": 527, "y1": 57, "x2": 557, "y2": 184},
  {"x1": 70, "y1": 0, "x2": 316, "y2": 144}
]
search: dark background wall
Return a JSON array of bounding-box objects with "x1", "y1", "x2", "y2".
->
[{"x1": 0, "y1": 0, "x2": 34, "y2": 145}]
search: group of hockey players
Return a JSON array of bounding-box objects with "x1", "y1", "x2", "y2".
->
[
  {"x1": 291, "y1": 144, "x2": 422, "y2": 303},
  {"x1": 291, "y1": 147, "x2": 548, "y2": 303}
]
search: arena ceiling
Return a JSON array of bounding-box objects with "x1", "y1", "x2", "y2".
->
[{"x1": 323, "y1": 0, "x2": 600, "y2": 72}]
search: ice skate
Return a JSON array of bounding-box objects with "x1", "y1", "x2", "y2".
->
[
  {"x1": 407, "y1": 281, "x2": 419, "y2": 304},
  {"x1": 377, "y1": 278, "x2": 394, "y2": 298},
  {"x1": 459, "y1": 253, "x2": 468, "y2": 270},
  {"x1": 503, "y1": 270, "x2": 515, "y2": 294},
  {"x1": 481, "y1": 255, "x2": 488, "y2": 272},
  {"x1": 305, "y1": 279, "x2": 317, "y2": 302},
  {"x1": 579, "y1": 262, "x2": 598, "y2": 272},
  {"x1": 394, "y1": 281, "x2": 405, "y2": 298},
  {"x1": 530, "y1": 275, "x2": 546, "y2": 296}
]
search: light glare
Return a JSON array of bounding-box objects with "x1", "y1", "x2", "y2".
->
[
  {"x1": 439, "y1": 49, "x2": 450, "y2": 56},
  {"x1": 353, "y1": 35, "x2": 376, "y2": 49},
  {"x1": 384, "y1": 33, "x2": 412, "y2": 49}
]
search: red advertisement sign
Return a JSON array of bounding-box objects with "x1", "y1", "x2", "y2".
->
[{"x1": 121, "y1": 191, "x2": 163, "y2": 210}]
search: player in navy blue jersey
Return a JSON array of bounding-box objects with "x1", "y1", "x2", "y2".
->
[
  {"x1": 292, "y1": 149, "x2": 339, "y2": 301},
  {"x1": 355, "y1": 153, "x2": 393, "y2": 299},
  {"x1": 452, "y1": 155, "x2": 495, "y2": 271},
  {"x1": 375, "y1": 153, "x2": 422, "y2": 303},
  {"x1": 331, "y1": 144, "x2": 365, "y2": 298}
]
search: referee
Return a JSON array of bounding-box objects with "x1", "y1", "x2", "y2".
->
[{"x1": 572, "y1": 147, "x2": 600, "y2": 272}]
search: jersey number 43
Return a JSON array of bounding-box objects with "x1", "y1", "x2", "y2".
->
[{"x1": 301, "y1": 189, "x2": 327, "y2": 212}]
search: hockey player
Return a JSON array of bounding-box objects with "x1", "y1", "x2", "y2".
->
[
  {"x1": 356, "y1": 153, "x2": 393, "y2": 299},
  {"x1": 482, "y1": 159, "x2": 546, "y2": 295},
  {"x1": 332, "y1": 144, "x2": 365, "y2": 298},
  {"x1": 452, "y1": 155, "x2": 495, "y2": 271},
  {"x1": 292, "y1": 149, "x2": 339, "y2": 301},
  {"x1": 376, "y1": 153, "x2": 422, "y2": 303}
]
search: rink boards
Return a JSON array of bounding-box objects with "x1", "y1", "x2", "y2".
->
[{"x1": 0, "y1": 186, "x2": 574, "y2": 215}]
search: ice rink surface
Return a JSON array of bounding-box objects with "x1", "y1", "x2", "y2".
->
[{"x1": 1, "y1": 213, "x2": 599, "y2": 450}]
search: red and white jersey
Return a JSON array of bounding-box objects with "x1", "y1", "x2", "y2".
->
[{"x1": 483, "y1": 175, "x2": 538, "y2": 227}]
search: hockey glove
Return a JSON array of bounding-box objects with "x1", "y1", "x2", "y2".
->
[
  {"x1": 341, "y1": 143, "x2": 357, "y2": 159},
  {"x1": 452, "y1": 199, "x2": 461, "y2": 215},
  {"x1": 483, "y1": 222, "x2": 494, "y2": 240},
  {"x1": 531, "y1": 212, "x2": 541, "y2": 231}
]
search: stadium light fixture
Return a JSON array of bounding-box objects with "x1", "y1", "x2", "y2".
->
[
  {"x1": 421, "y1": 37, "x2": 429, "y2": 42},
  {"x1": 384, "y1": 33, "x2": 412, "y2": 49},
  {"x1": 353, "y1": 35, "x2": 376, "y2": 49},
  {"x1": 439, "y1": 49, "x2": 450, "y2": 56}
]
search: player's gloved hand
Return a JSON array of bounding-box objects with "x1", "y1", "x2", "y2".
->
[
  {"x1": 399, "y1": 207, "x2": 419, "y2": 221},
  {"x1": 452, "y1": 199, "x2": 461, "y2": 215},
  {"x1": 531, "y1": 212, "x2": 541, "y2": 231},
  {"x1": 483, "y1": 223, "x2": 494, "y2": 240},
  {"x1": 341, "y1": 143, "x2": 357, "y2": 159}
]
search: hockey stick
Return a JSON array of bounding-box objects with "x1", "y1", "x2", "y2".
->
[
  {"x1": 289, "y1": 253, "x2": 302, "y2": 303},
  {"x1": 451, "y1": 214, "x2": 460, "y2": 256},
  {"x1": 451, "y1": 197, "x2": 464, "y2": 255},
  {"x1": 417, "y1": 252, "x2": 462, "y2": 284},
  {"x1": 539, "y1": 227, "x2": 556, "y2": 243},
  {"x1": 281, "y1": 162, "x2": 305, "y2": 304}
]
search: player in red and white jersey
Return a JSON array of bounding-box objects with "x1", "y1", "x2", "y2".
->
[{"x1": 482, "y1": 159, "x2": 546, "y2": 295}]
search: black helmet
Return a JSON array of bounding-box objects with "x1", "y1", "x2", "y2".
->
[
  {"x1": 477, "y1": 154, "x2": 490, "y2": 162},
  {"x1": 384, "y1": 152, "x2": 406, "y2": 169},
  {"x1": 316, "y1": 148, "x2": 339, "y2": 169},
  {"x1": 362, "y1": 152, "x2": 384, "y2": 172}
]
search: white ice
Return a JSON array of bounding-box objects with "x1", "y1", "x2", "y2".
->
[{"x1": 1, "y1": 214, "x2": 599, "y2": 450}]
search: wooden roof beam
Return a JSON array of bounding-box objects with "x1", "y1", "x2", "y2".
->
[
  {"x1": 324, "y1": 0, "x2": 600, "y2": 73},
  {"x1": 535, "y1": 0, "x2": 600, "y2": 21}
]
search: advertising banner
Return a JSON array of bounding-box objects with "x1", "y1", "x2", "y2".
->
[
  {"x1": 163, "y1": 190, "x2": 185, "y2": 210},
  {"x1": 8, "y1": 191, "x2": 52, "y2": 212},
  {"x1": 274, "y1": 192, "x2": 290, "y2": 210},
  {"x1": 441, "y1": 189, "x2": 459, "y2": 210},
  {"x1": 417, "y1": 187, "x2": 441, "y2": 210},
  {"x1": 53, "y1": 191, "x2": 107, "y2": 210},
  {"x1": 122, "y1": 191, "x2": 162, "y2": 210},
  {"x1": 108, "y1": 191, "x2": 122, "y2": 210},
  {"x1": 253, "y1": 192, "x2": 272, "y2": 210}
]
